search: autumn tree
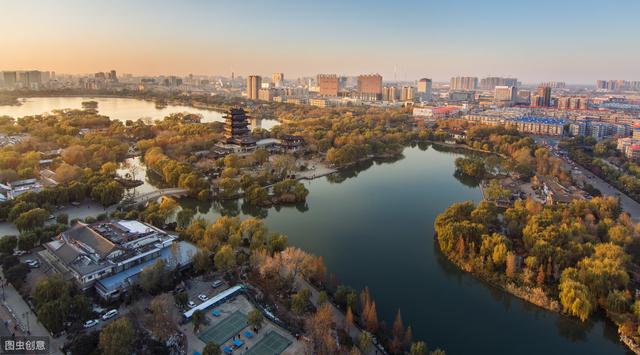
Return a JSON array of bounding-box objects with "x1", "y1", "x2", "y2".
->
[{"x1": 99, "y1": 317, "x2": 136, "y2": 355}]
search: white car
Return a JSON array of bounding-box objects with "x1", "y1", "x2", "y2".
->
[
  {"x1": 101, "y1": 309, "x2": 118, "y2": 320},
  {"x1": 211, "y1": 280, "x2": 223, "y2": 288},
  {"x1": 187, "y1": 301, "x2": 196, "y2": 308},
  {"x1": 198, "y1": 294, "x2": 208, "y2": 302},
  {"x1": 83, "y1": 319, "x2": 99, "y2": 329},
  {"x1": 24, "y1": 260, "x2": 39, "y2": 268}
]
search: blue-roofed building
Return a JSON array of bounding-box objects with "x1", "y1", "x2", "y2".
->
[
  {"x1": 505, "y1": 116, "x2": 566, "y2": 136},
  {"x1": 40, "y1": 220, "x2": 198, "y2": 299}
]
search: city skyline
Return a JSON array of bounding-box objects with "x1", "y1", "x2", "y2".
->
[{"x1": 1, "y1": 0, "x2": 640, "y2": 84}]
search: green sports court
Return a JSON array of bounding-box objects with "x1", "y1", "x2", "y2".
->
[
  {"x1": 198, "y1": 311, "x2": 248, "y2": 345},
  {"x1": 245, "y1": 331, "x2": 292, "y2": 355}
]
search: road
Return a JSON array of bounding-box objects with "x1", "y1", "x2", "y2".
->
[{"x1": 554, "y1": 150, "x2": 640, "y2": 222}]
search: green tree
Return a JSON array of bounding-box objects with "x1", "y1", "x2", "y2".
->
[
  {"x1": 14, "y1": 208, "x2": 48, "y2": 232},
  {"x1": 176, "y1": 208, "x2": 195, "y2": 230},
  {"x1": 193, "y1": 250, "x2": 213, "y2": 274},
  {"x1": 247, "y1": 309, "x2": 264, "y2": 329},
  {"x1": 192, "y1": 309, "x2": 205, "y2": 333},
  {"x1": 0, "y1": 235, "x2": 17, "y2": 254},
  {"x1": 410, "y1": 341, "x2": 428, "y2": 355},
  {"x1": 214, "y1": 244, "x2": 236, "y2": 271},
  {"x1": 291, "y1": 288, "x2": 311, "y2": 315},
  {"x1": 202, "y1": 342, "x2": 221, "y2": 355},
  {"x1": 99, "y1": 317, "x2": 136, "y2": 355}
]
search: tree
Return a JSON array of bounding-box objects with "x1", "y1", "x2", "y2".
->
[
  {"x1": 364, "y1": 300, "x2": 378, "y2": 333},
  {"x1": 358, "y1": 331, "x2": 373, "y2": 353},
  {"x1": 291, "y1": 288, "x2": 311, "y2": 315},
  {"x1": 306, "y1": 304, "x2": 337, "y2": 354},
  {"x1": 193, "y1": 250, "x2": 213, "y2": 274},
  {"x1": 32, "y1": 275, "x2": 90, "y2": 334},
  {"x1": 410, "y1": 341, "x2": 427, "y2": 355},
  {"x1": 176, "y1": 208, "x2": 195, "y2": 230},
  {"x1": 4, "y1": 263, "x2": 29, "y2": 288},
  {"x1": 138, "y1": 259, "x2": 170, "y2": 294},
  {"x1": 484, "y1": 179, "x2": 510, "y2": 201},
  {"x1": 0, "y1": 235, "x2": 17, "y2": 254},
  {"x1": 99, "y1": 317, "x2": 135, "y2": 355},
  {"x1": 14, "y1": 208, "x2": 48, "y2": 232},
  {"x1": 202, "y1": 342, "x2": 221, "y2": 355},
  {"x1": 248, "y1": 309, "x2": 264, "y2": 329},
  {"x1": 174, "y1": 291, "x2": 188, "y2": 308},
  {"x1": 56, "y1": 213, "x2": 69, "y2": 225},
  {"x1": 391, "y1": 309, "x2": 406, "y2": 353},
  {"x1": 192, "y1": 310, "x2": 205, "y2": 333},
  {"x1": 214, "y1": 244, "x2": 236, "y2": 271},
  {"x1": 506, "y1": 252, "x2": 517, "y2": 279},
  {"x1": 147, "y1": 294, "x2": 177, "y2": 342},
  {"x1": 559, "y1": 271, "x2": 594, "y2": 322}
]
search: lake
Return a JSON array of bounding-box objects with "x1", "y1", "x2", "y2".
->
[
  {"x1": 177, "y1": 145, "x2": 629, "y2": 355},
  {"x1": 0, "y1": 96, "x2": 279, "y2": 130}
]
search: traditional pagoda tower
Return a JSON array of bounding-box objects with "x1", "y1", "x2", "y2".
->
[{"x1": 223, "y1": 108, "x2": 253, "y2": 145}]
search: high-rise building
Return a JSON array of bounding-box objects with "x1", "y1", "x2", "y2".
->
[
  {"x1": 535, "y1": 86, "x2": 552, "y2": 107},
  {"x1": 383, "y1": 86, "x2": 398, "y2": 102},
  {"x1": 2, "y1": 71, "x2": 17, "y2": 88},
  {"x1": 400, "y1": 86, "x2": 415, "y2": 102},
  {"x1": 480, "y1": 77, "x2": 517, "y2": 90},
  {"x1": 317, "y1": 74, "x2": 339, "y2": 97},
  {"x1": 494, "y1": 86, "x2": 516, "y2": 105},
  {"x1": 246, "y1": 75, "x2": 262, "y2": 100},
  {"x1": 516, "y1": 90, "x2": 531, "y2": 105},
  {"x1": 272, "y1": 73, "x2": 284, "y2": 88},
  {"x1": 450, "y1": 76, "x2": 478, "y2": 91},
  {"x1": 417, "y1": 78, "x2": 432, "y2": 101},
  {"x1": 357, "y1": 74, "x2": 383, "y2": 100}
]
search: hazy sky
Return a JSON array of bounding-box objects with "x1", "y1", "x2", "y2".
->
[{"x1": 1, "y1": 0, "x2": 639, "y2": 84}]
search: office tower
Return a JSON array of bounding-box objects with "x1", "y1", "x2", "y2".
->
[
  {"x1": 272, "y1": 73, "x2": 284, "y2": 88},
  {"x1": 450, "y1": 76, "x2": 478, "y2": 91},
  {"x1": 317, "y1": 74, "x2": 339, "y2": 97},
  {"x1": 3, "y1": 71, "x2": 17, "y2": 88},
  {"x1": 480, "y1": 77, "x2": 518, "y2": 90},
  {"x1": 357, "y1": 74, "x2": 383, "y2": 100},
  {"x1": 247, "y1": 75, "x2": 262, "y2": 100},
  {"x1": 536, "y1": 86, "x2": 552, "y2": 107},
  {"x1": 417, "y1": 78, "x2": 432, "y2": 101},
  {"x1": 400, "y1": 86, "x2": 415, "y2": 101},
  {"x1": 108, "y1": 70, "x2": 118, "y2": 82}
]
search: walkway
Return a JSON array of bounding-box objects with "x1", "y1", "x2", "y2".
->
[
  {"x1": 120, "y1": 187, "x2": 189, "y2": 206},
  {"x1": 0, "y1": 271, "x2": 64, "y2": 354}
]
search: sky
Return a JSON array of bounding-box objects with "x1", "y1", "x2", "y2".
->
[{"x1": 1, "y1": 0, "x2": 639, "y2": 84}]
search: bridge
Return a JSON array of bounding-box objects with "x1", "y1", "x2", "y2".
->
[{"x1": 120, "y1": 187, "x2": 189, "y2": 206}]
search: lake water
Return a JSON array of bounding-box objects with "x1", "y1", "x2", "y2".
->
[
  {"x1": 178, "y1": 145, "x2": 629, "y2": 355},
  {"x1": 0, "y1": 96, "x2": 279, "y2": 130}
]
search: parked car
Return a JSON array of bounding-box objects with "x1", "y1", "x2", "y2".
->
[
  {"x1": 24, "y1": 259, "x2": 39, "y2": 268},
  {"x1": 48, "y1": 214, "x2": 55, "y2": 220},
  {"x1": 211, "y1": 280, "x2": 223, "y2": 288},
  {"x1": 101, "y1": 309, "x2": 118, "y2": 320},
  {"x1": 198, "y1": 294, "x2": 208, "y2": 302},
  {"x1": 13, "y1": 250, "x2": 27, "y2": 256},
  {"x1": 83, "y1": 319, "x2": 99, "y2": 329},
  {"x1": 173, "y1": 286, "x2": 185, "y2": 294},
  {"x1": 187, "y1": 301, "x2": 196, "y2": 308}
]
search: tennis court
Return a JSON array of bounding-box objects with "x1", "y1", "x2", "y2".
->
[
  {"x1": 198, "y1": 311, "x2": 248, "y2": 345},
  {"x1": 246, "y1": 331, "x2": 292, "y2": 355}
]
